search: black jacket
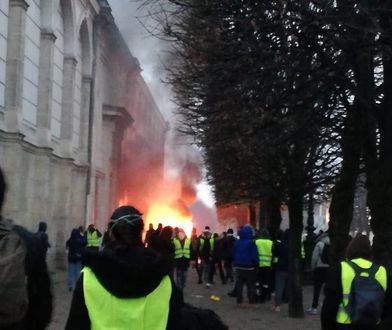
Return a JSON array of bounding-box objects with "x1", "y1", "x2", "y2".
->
[
  {"x1": 4, "y1": 224, "x2": 53, "y2": 330},
  {"x1": 321, "y1": 261, "x2": 392, "y2": 330},
  {"x1": 66, "y1": 229, "x2": 87, "y2": 262},
  {"x1": 65, "y1": 245, "x2": 182, "y2": 330}
]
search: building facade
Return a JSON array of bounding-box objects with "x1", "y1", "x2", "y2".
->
[{"x1": 0, "y1": 0, "x2": 167, "y2": 262}]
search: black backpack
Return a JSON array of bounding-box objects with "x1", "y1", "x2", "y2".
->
[
  {"x1": 345, "y1": 260, "x2": 386, "y2": 326},
  {"x1": 0, "y1": 220, "x2": 29, "y2": 326},
  {"x1": 320, "y1": 242, "x2": 330, "y2": 264}
]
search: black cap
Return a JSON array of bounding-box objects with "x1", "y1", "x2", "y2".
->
[{"x1": 110, "y1": 205, "x2": 142, "y2": 220}]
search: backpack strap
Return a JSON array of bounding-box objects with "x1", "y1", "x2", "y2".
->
[{"x1": 346, "y1": 260, "x2": 380, "y2": 278}]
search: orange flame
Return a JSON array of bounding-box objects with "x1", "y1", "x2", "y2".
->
[{"x1": 146, "y1": 202, "x2": 193, "y2": 237}]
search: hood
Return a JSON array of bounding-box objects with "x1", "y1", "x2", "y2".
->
[
  {"x1": 38, "y1": 221, "x2": 47, "y2": 232},
  {"x1": 70, "y1": 229, "x2": 80, "y2": 239},
  {"x1": 83, "y1": 246, "x2": 172, "y2": 298},
  {"x1": 239, "y1": 226, "x2": 253, "y2": 239},
  {"x1": 320, "y1": 235, "x2": 330, "y2": 245}
]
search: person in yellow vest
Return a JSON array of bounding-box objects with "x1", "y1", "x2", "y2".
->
[
  {"x1": 321, "y1": 235, "x2": 392, "y2": 330},
  {"x1": 85, "y1": 224, "x2": 102, "y2": 251},
  {"x1": 199, "y1": 226, "x2": 215, "y2": 288},
  {"x1": 173, "y1": 228, "x2": 192, "y2": 290},
  {"x1": 255, "y1": 229, "x2": 274, "y2": 302},
  {"x1": 65, "y1": 205, "x2": 180, "y2": 330}
]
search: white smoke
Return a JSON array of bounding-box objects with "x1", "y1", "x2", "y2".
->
[{"x1": 108, "y1": 0, "x2": 217, "y2": 226}]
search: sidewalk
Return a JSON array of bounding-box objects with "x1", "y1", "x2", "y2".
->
[{"x1": 48, "y1": 268, "x2": 321, "y2": 330}]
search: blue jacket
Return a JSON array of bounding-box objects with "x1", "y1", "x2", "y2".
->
[{"x1": 233, "y1": 227, "x2": 258, "y2": 268}]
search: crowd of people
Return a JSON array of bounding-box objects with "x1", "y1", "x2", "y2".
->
[{"x1": 1, "y1": 164, "x2": 392, "y2": 330}]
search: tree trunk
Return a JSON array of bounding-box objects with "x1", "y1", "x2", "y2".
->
[
  {"x1": 269, "y1": 195, "x2": 282, "y2": 239},
  {"x1": 369, "y1": 24, "x2": 392, "y2": 267},
  {"x1": 288, "y1": 188, "x2": 304, "y2": 318},
  {"x1": 329, "y1": 106, "x2": 361, "y2": 263},
  {"x1": 249, "y1": 203, "x2": 257, "y2": 228}
]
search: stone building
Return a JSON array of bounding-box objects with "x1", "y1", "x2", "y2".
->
[{"x1": 0, "y1": 0, "x2": 167, "y2": 259}]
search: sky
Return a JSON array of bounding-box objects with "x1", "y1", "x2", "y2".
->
[{"x1": 107, "y1": 0, "x2": 216, "y2": 210}]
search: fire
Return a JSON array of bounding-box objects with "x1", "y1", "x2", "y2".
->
[{"x1": 146, "y1": 202, "x2": 193, "y2": 237}]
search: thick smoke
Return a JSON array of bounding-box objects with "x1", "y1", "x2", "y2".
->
[{"x1": 109, "y1": 0, "x2": 217, "y2": 231}]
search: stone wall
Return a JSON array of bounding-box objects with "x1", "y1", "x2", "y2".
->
[{"x1": 0, "y1": 0, "x2": 167, "y2": 263}]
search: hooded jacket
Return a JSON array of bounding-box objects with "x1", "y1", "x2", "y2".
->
[
  {"x1": 36, "y1": 221, "x2": 50, "y2": 254},
  {"x1": 233, "y1": 227, "x2": 258, "y2": 268},
  {"x1": 311, "y1": 235, "x2": 330, "y2": 270},
  {"x1": 66, "y1": 229, "x2": 87, "y2": 262},
  {"x1": 65, "y1": 246, "x2": 183, "y2": 330}
]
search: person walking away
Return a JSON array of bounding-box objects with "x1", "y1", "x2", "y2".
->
[
  {"x1": 233, "y1": 226, "x2": 258, "y2": 304},
  {"x1": 0, "y1": 167, "x2": 52, "y2": 330},
  {"x1": 199, "y1": 226, "x2": 214, "y2": 288},
  {"x1": 67, "y1": 205, "x2": 208, "y2": 330},
  {"x1": 36, "y1": 221, "x2": 50, "y2": 258},
  {"x1": 209, "y1": 233, "x2": 226, "y2": 284},
  {"x1": 321, "y1": 234, "x2": 392, "y2": 330},
  {"x1": 173, "y1": 228, "x2": 192, "y2": 290},
  {"x1": 144, "y1": 223, "x2": 155, "y2": 247},
  {"x1": 306, "y1": 232, "x2": 330, "y2": 315},
  {"x1": 190, "y1": 227, "x2": 202, "y2": 284},
  {"x1": 255, "y1": 229, "x2": 274, "y2": 302},
  {"x1": 85, "y1": 224, "x2": 102, "y2": 251},
  {"x1": 222, "y1": 229, "x2": 236, "y2": 283},
  {"x1": 272, "y1": 229, "x2": 290, "y2": 312},
  {"x1": 66, "y1": 228, "x2": 87, "y2": 291}
]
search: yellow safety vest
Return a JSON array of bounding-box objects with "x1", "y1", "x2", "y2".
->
[
  {"x1": 83, "y1": 267, "x2": 172, "y2": 330},
  {"x1": 199, "y1": 237, "x2": 215, "y2": 252},
  {"x1": 301, "y1": 242, "x2": 305, "y2": 259},
  {"x1": 255, "y1": 239, "x2": 273, "y2": 267},
  {"x1": 87, "y1": 231, "x2": 100, "y2": 247},
  {"x1": 336, "y1": 258, "x2": 387, "y2": 324},
  {"x1": 173, "y1": 238, "x2": 191, "y2": 259}
]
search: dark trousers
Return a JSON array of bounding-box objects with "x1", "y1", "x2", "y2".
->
[
  {"x1": 193, "y1": 258, "x2": 202, "y2": 283},
  {"x1": 200, "y1": 259, "x2": 211, "y2": 283},
  {"x1": 224, "y1": 258, "x2": 234, "y2": 282},
  {"x1": 209, "y1": 258, "x2": 226, "y2": 283},
  {"x1": 258, "y1": 267, "x2": 272, "y2": 301},
  {"x1": 312, "y1": 267, "x2": 329, "y2": 308},
  {"x1": 175, "y1": 267, "x2": 189, "y2": 290},
  {"x1": 236, "y1": 268, "x2": 257, "y2": 304}
]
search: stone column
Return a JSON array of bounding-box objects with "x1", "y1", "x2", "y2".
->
[
  {"x1": 36, "y1": 29, "x2": 57, "y2": 147},
  {"x1": 4, "y1": 0, "x2": 29, "y2": 132},
  {"x1": 60, "y1": 56, "x2": 77, "y2": 158},
  {"x1": 79, "y1": 75, "x2": 93, "y2": 164}
]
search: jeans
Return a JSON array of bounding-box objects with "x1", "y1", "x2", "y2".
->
[
  {"x1": 236, "y1": 268, "x2": 257, "y2": 304},
  {"x1": 67, "y1": 261, "x2": 82, "y2": 289},
  {"x1": 175, "y1": 267, "x2": 188, "y2": 290},
  {"x1": 312, "y1": 267, "x2": 328, "y2": 308},
  {"x1": 275, "y1": 271, "x2": 288, "y2": 306}
]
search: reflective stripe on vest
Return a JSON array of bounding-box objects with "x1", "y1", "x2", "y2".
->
[
  {"x1": 173, "y1": 238, "x2": 191, "y2": 259},
  {"x1": 336, "y1": 258, "x2": 387, "y2": 324},
  {"x1": 87, "y1": 231, "x2": 100, "y2": 247},
  {"x1": 83, "y1": 267, "x2": 172, "y2": 330},
  {"x1": 255, "y1": 239, "x2": 273, "y2": 267},
  {"x1": 199, "y1": 237, "x2": 215, "y2": 252}
]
